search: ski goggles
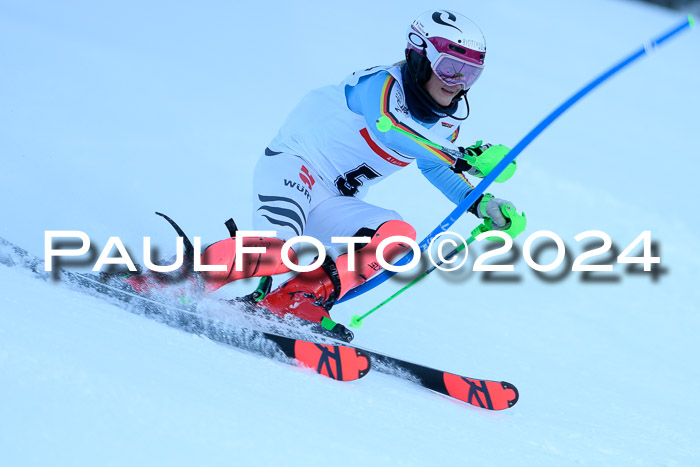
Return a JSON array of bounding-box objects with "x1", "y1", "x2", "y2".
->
[
  {"x1": 408, "y1": 30, "x2": 486, "y2": 89},
  {"x1": 432, "y1": 54, "x2": 484, "y2": 88}
]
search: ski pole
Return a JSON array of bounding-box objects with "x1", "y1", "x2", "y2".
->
[
  {"x1": 338, "y1": 15, "x2": 695, "y2": 305},
  {"x1": 376, "y1": 116, "x2": 446, "y2": 150},
  {"x1": 376, "y1": 117, "x2": 517, "y2": 183},
  {"x1": 349, "y1": 225, "x2": 478, "y2": 329},
  {"x1": 348, "y1": 203, "x2": 526, "y2": 328}
]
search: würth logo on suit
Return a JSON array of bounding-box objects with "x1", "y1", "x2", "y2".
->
[{"x1": 299, "y1": 165, "x2": 315, "y2": 190}]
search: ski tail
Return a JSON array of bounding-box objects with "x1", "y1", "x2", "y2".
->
[{"x1": 155, "y1": 211, "x2": 195, "y2": 260}]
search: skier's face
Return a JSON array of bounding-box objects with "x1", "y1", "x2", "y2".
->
[{"x1": 424, "y1": 70, "x2": 462, "y2": 107}]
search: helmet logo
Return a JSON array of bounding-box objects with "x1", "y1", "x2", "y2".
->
[
  {"x1": 432, "y1": 11, "x2": 462, "y2": 33},
  {"x1": 408, "y1": 31, "x2": 427, "y2": 49}
]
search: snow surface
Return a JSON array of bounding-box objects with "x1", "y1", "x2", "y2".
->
[{"x1": 1, "y1": 0, "x2": 699, "y2": 465}]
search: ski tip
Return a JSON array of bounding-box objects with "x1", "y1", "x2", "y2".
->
[
  {"x1": 501, "y1": 381, "x2": 520, "y2": 408},
  {"x1": 689, "y1": 15, "x2": 695, "y2": 28}
]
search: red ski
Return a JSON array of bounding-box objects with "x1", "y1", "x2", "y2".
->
[
  {"x1": 359, "y1": 349, "x2": 519, "y2": 410},
  {"x1": 261, "y1": 333, "x2": 371, "y2": 382}
]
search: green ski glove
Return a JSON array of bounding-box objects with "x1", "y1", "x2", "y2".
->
[
  {"x1": 452, "y1": 141, "x2": 517, "y2": 183},
  {"x1": 469, "y1": 193, "x2": 527, "y2": 240}
]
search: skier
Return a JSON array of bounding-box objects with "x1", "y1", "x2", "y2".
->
[{"x1": 200, "y1": 10, "x2": 523, "y2": 339}]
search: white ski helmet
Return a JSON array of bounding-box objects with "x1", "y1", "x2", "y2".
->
[{"x1": 405, "y1": 10, "x2": 486, "y2": 91}]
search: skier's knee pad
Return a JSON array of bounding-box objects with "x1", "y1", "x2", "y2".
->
[
  {"x1": 334, "y1": 220, "x2": 416, "y2": 298},
  {"x1": 201, "y1": 237, "x2": 298, "y2": 292}
]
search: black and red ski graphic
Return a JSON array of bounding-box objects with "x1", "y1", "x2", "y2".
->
[
  {"x1": 0, "y1": 236, "x2": 516, "y2": 408},
  {"x1": 356, "y1": 348, "x2": 518, "y2": 410},
  {"x1": 262, "y1": 335, "x2": 370, "y2": 381}
]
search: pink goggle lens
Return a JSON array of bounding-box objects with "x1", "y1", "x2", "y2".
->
[{"x1": 432, "y1": 54, "x2": 484, "y2": 88}]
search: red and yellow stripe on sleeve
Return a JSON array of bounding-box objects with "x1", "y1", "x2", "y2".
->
[
  {"x1": 379, "y1": 75, "x2": 457, "y2": 165},
  {"x1": 456, "y1": 172, "x2": 474, "y2": 189}
]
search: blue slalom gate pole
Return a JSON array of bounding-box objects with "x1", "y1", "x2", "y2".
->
[{"x1": 338, "y1": 15, "x2": 694, "y2": 304}]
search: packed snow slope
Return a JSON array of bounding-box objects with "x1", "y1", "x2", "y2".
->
[{"x1": 1, "y1": 0, "x2": 699, "y2": 465}]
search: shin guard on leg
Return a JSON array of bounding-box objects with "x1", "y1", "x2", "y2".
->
[
  {"x1": 201, "y1": 237, "x2": 298, "y2": 292},
  {"x1": 334, "y1": 220, "x2": 416, "y2": 299},
  {"x1": 258, "y1": 220, "x2": 415, "y2": 324}
]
